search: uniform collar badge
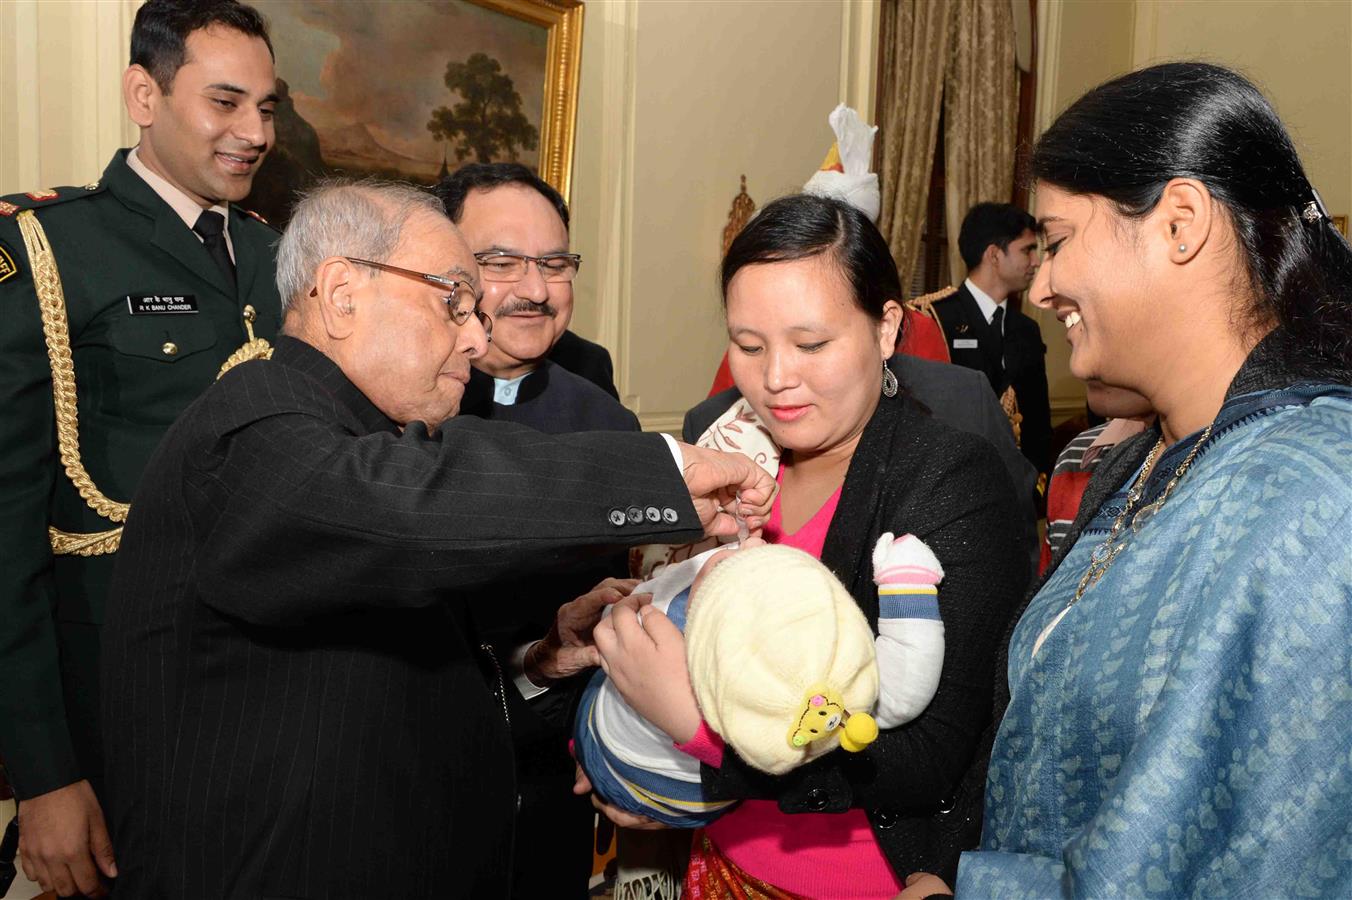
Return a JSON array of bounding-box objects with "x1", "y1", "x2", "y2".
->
[{"x1": 0, "y1": 241, "x2": 19, "y2": 284}]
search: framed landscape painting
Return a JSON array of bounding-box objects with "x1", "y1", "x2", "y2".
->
[{"x1": 244, "y1": 0, "x2": 583, "y2": 226}]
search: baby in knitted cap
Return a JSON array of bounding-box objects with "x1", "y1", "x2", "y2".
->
[{"x1": 573, "y1": 533, "x2": 945, "y2": 827}]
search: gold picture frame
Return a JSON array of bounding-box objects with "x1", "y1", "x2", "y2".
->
[
  {"x1": 242, "y1": 0, "x2": 585, "y2": 225},
  {"x1": 468, "y1": 0, "x2": 585, "y2": 201}
]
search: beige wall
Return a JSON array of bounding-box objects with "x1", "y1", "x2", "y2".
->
[
  {"x1": 1134, "y1": 0, "x2": 1351, "y2": 219},
  {"x1": 1034, "y1": 0, "x2": 1138, "y2": 420},
  {"x1": 1034, "y1": 0, "x2": 1352, "y2": 424},
  {"x1": 569, "y1": 0, "x2": 871, "y2": 431},
  {"x1": 621, "y1": 0, "x2": 847, "y2": 428},
  {"x1": 0, "y1": 0, "x2": 138, "y2": 195},
  {"x1": 1039, "y1": 0, "x2": 1137, "y2": 127}
]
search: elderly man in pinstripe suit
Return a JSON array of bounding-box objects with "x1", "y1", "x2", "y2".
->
[{"x1": 100, "y1": 180, "x2": 774, "y2": 899}]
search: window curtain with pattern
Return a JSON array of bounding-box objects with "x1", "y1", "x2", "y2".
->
[
  {"x1": 943, "y1": 0, "x2": 1020, "y2": 286},
  {"x1": 877, "y1": 0, "x2": 1021, "y2": 288},
  {"x1": 876, "y1": 0, "x2": 954, "y2": 287}
]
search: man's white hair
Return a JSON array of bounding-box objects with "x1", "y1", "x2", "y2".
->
[{"x1": 275, "y1": 178, "x2": 447, "y2": 312}]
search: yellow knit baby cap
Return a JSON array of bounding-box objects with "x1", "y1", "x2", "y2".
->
[{"x1": 683, "y1": 544, "x2": 880, "y2": 775}]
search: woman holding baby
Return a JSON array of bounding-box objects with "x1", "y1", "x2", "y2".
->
[{"x1": 585, "y1": 193, "x2": 1030, "y2": 898}]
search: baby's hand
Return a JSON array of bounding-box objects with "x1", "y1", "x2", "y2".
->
[
  {"x1": 872, "y1": 532, "x2": 944, "y2": 587},
  {"x1": 595, "y1": 605, "x2": 700, "y2": 744}
]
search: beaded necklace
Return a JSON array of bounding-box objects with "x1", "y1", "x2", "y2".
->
[{"x1": 1031, "y1": 422, "x2": 1215, "y2": 657}]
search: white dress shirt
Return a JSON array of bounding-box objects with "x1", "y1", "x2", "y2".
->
[
  {"x1": 126, "y1": 147, "x2": 236, "y2": 263},
  {"x1": 491, "y1": 373, "x2": 530, "y2": 406},
  {"x1": 964, "y1": 278, "x2": 1006, "y2": 334}
]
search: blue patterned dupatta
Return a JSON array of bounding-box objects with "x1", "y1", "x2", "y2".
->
[{"x1": 957, "y1": 380, "x2": 1352, "y2": 898}]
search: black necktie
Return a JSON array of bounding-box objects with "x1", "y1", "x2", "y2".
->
[
  {"x1": 990, "y1": 306, "x2": 1006, "y2": 371},
  {"x1": 193, "y1": 210, "x2": 236, "y2": 289}
]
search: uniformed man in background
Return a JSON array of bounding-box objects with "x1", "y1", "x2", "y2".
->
[{"x1": 0, "y1": 1, "x2": 279, "y2": 895}]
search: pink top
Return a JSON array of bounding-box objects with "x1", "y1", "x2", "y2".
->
[{"x1": 679, "y1": 467, "x2": 903, "y2": 899}]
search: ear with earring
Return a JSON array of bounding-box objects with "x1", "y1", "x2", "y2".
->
[
  {"x1": 1171, "y1": 224, "x2": 1186, "y2": 253},
  {"x1": 882, "y1": 360, "x2": 898, "y2": 398}
]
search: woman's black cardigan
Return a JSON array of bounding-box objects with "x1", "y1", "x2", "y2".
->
[{"x1": 683, "y1": 390, "x2": 1030, "y2": 883}]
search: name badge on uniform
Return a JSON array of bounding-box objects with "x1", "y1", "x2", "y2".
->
[
  {"x1": 126, "y1": 294, "x2": 198, "y2": 315},
  {"x1": 953, "y1": 338, "x2": 980, "y2": 349}
]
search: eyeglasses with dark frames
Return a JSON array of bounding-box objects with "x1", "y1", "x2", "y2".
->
[
  {"x1": 474, "y1": 251, "x2": 582, "y2": 284},
  {"x1": 344, "y1": 256, "x2": 492, "y2": 338}
]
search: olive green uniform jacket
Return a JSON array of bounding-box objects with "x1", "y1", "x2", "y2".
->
[{"x1": 0, "y1": 149, "x2": 281, "y2": 799}]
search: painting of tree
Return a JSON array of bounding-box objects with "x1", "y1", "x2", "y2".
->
[
  {"x1": 428, "y1": 53, "x2": 540, "y2": 165},
  {"x1": 241, "y1": 0, "x2": 581, "y2": 227}
]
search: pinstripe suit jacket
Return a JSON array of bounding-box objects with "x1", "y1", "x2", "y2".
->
[{"x1": 101, "y1": 336, "x2": 701, "y2": 899}]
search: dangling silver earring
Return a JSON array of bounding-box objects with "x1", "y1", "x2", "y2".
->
[{"x1": 881, "y1": 360, "x2": 898, "y2": 398}]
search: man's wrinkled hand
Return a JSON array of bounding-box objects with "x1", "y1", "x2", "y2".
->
[
  {"x1": 17, "y1": 779, "x2": 116, "y2": 898},
  {"x1": 675, "y1": 443, "x2": 776, "y2": 537},
  {"x1": 526, "y1": 577, "x2": 647, "y2": 684}
]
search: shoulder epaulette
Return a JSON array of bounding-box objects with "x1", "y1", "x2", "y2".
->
[
  {"x1": 0, "y1": 182, "x2": 107, "y2": 217},
  {"x1": 912, "y1": 286, "x2": 959, "y2": 310}
]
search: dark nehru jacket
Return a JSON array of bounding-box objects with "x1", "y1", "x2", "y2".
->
[
  {"x1": 101, "y1": 336, "x2": 702, "y2": 899},
  {"x1": 460, "y1": 359, "x2": 638, "y2": 433},
  {"x1": 549, "y1": 328, "x2": 620, "y2": 399},
  {"x1": 461, "y1": 359, "x2": 639, "y2": 900}
]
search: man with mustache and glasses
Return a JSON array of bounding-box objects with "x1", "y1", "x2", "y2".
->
[
  {"x1": 435, "y1": 164, "x2": 639, "y2": 898},
  {"x1": 0, "y1": 2, "x2": 279, "y2": 896},
  {"x1": 436, "y1": 163, "x2": 633, "y2": 425}
]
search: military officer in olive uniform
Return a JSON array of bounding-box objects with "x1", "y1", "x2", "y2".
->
[{"x1": 0, "y1": 2, "x2": 279, "y2": 896}]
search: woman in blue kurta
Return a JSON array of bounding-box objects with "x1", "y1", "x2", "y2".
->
[{"x1": 902, "y1": 63, "x2": 1352, "y2": 899}]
